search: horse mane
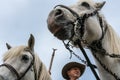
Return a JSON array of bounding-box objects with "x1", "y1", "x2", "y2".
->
[
  {"x1": 34, "y1": 53, "x2": 51, "y2": 80},
  {"x1": 100, "y1": 14, "x2": 120, "y2": 55},
  {"x1": 3, "y1": 46, "x2": 51, "y2": 80}
]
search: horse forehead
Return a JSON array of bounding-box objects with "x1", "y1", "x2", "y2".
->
[
  {"x1": 77, "y1": 0, "x2": 95, "y2": 4},
  {"x1": 68, "y1": 0, "x2": 96, "y2": 11},
  {"x1": 10, "y1": 46, "x2": 27, "y2": 52},
  {"x1": 70, "y1": 0, "x2": 95, "y2": 9},
  {"x1": 3, "y1": 46, "x2": 27, "y2": 61}
]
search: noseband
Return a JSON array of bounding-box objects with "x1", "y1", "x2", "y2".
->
[{"x1": 0, "y1": 48, "x2": 36, "y2": 80}]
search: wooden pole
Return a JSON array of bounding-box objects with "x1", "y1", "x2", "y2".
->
[{"x1": 48, "y1": 48, "x2": 57, "y2": 75}]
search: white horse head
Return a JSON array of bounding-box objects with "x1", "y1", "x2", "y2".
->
[
  {"x1": 47, "y1": 0, "x2": 120, "y2": 80},
  {"x1": 47, "y1": 0, "x2": 105, "y2": 43},
  {"x1": 0, "y1": 34, "x2": 51, "y2": 80}
]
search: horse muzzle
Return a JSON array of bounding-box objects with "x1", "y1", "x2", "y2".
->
[
  {"x1": 47, "y1": 8, "x2": 64, "y2": 33},
  {"x1": 47, "y1": 8, "x2": 74, "y2": 40}
]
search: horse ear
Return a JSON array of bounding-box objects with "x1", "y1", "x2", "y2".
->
[
  {"x1": 95, "y1": 1, "x2": 106, "y2": 10},
  {"x1": 6, "y1": 43, "x2": 12, "y2": 50},
  {"x1": 28, "y1": 34, "x2": 35, "y2": 51}
]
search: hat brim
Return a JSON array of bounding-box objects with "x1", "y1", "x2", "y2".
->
[{"x1": 62, "y1": 62, "x2": 86, "y2": 79}]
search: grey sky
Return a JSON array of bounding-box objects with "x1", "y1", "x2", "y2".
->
[{"x1": 0, "y1": 0, "x2": 120, "y2": 80}]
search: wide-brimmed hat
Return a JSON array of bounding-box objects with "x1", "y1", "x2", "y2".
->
[{"x1": 62, "y1": 62, "x2": 86, "y2": 79}]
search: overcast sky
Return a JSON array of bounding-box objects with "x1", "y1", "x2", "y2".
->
[{"x1": 0, "y1": 0, "x2": 120, "y2": 80}]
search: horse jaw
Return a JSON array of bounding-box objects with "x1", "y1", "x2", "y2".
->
[{"x1": 81, "y1": 16, "x2": 102, "y2": 44}]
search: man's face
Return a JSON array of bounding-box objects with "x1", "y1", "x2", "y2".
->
[{"x1": 67, "y1": 67, "x2": 81, "y2": 79}]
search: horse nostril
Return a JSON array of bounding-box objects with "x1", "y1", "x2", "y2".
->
[
  {"x1": 0, "y1": 75, "x2": 4, "y2": 80},
  {"x1": 55, "y1": 9, "x2": 63, "y2": 17}
]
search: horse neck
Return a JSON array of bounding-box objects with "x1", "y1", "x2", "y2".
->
[
  {"x1": 34, "y1": 54, "x2": 51, "y2": 80},
  {"x1": 92, "y1": 23, "x2": 120, "y2": 80},
  {"x1": 39, "y1": 64, "x2": 51, "y2": 80}
]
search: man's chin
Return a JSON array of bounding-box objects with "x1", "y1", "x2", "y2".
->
[{"x1": 73, "y1": 74, "x2": 81, "y2": 78}]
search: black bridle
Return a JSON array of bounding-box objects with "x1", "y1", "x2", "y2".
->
[
  {"x1": 0, "y1": 48, "x2": 37, "y2": 80},
  {"x1": 55, "y1": 4, "x2": 120, "y2": 80}
]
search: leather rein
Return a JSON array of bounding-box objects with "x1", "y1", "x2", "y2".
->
[
  {"x1": 54, "y1": 5, "x2": 120, "y2": 80},
  {"x1": 0, "y1": 48, "x2": 37, "y2": 80}
]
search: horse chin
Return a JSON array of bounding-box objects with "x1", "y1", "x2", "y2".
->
[
  {"x1": 54, "y1": 28, "x2": 71, "y2": 40},
  {"x1": 48, "y1": 19, "x2": 74, "y2": 40},
  {"x1": 50, "y1": 24, "x2": 74, "y2": 40}
]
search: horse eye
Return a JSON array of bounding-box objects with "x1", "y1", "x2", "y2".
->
[
  {"x1": 81, "y1": 2, "x2": 90, "y2": 9},
  {"x1": 21, "y1": 54, "x2": 29, "y2": 63}
]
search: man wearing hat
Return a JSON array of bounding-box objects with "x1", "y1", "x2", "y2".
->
[{"x1": 62, "y1": 62, "x2": 86, "y2": 80}]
